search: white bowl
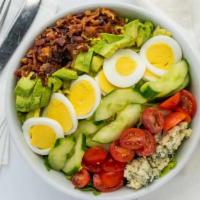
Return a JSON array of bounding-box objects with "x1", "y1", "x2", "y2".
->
[{"x1": 5, "y1": 2, "x2": 200, "y2": 200}]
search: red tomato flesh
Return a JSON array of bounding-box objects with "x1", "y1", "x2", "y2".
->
[
  {"x1": 109, "y1": 141, "x2": 134, "y2": 163},
  {"x1": 83, "y1": 162, "x2": 102, "y2": 173},
  {"x1": 83, "y1": 147, "x2": 107, "y2": 165},
  {"x1": 142, "y1": 107, "x2": 164, "y2": 134},
  {"x1": 93, "y1": 173, "x2": 124, "y2": 192},
  {"x1": 71, "y1": 168, "x2": 90, "y2": 188},
  {"x1": 101, "y1": 156, "x2": 126, "y2": 172},
  {"x1": 159, "y1": 92, "x2": 181, "y2": 110},
  {"x1": 119, "y1": 128, "x2": 146, "y2": 150},
  {"x1": 179, "y1": 89, "x2": 197, "y2": 117},
  {"x1": 136, "y1": 130, "x2": 156, "y2": 157},
  {"x1": 163, "y1": 111, "x2": 187, "y2": 132}
]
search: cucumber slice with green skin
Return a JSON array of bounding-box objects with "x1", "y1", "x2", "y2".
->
[
  {"x1": 73, "y1": 119, "x2": 106, "y2": 138},
  {"x1": 62, "y1": 133, "x2": 86, "y2": 175},
  {"x1": 140, "y1": 60, "x2": 188, "y2": 99},
  {"x1": 86, "y1": 135, "x2": 103, "y2": 147},
  {"x1": 93, "y1": 104, "x2": 142, "y2": 144},
  {"x1": 165, "y1": 75, "x2": 189, "y2": 97},
  {"x1": 94, "y1": 88, "x2": 146, "y2": 122},
  {"x1": 48, "y1": 137, "x2": 75, "y2": 171}
]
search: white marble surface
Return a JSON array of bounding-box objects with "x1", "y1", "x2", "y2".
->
[{"x1": 1, "y1": 0, "x2": 200, "y2": 200}]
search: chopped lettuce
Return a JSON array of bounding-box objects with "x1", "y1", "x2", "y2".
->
[
  {"x1": 160, "y1": 158, "x2": 177, "y2": 177},
  {"x1": 153, "y1": 25, "x2": 172, "y2": 37}
]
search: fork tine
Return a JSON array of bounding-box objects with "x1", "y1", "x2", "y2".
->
[
  {"x1": 0, "y1": 0, "x2": 12, "y2": 30},
  {"x1": 0, "y1": 0, "x2": 6, "y2": 15}
]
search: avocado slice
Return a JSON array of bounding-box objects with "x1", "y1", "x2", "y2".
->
[
  {"x1": 53, "y1": 68, "x2": 78, "y2": 81},
  {"x1": 15, "y1": 76, "x2": 37, "y2": 97},
  {"x1": 72, "y1": 49, "x2": 94, "y2": 73},
  {"x1": 124, "y1": 19, "x2": 140, "y2": 40},
  {"x1": 100, "y1": 33, "x2": 124, "y2": 43},
  {"x1": 30, "y1": 96, "x2": 41, "y2": 111},
  {"x1": 48, "y1": 77, "x2": 63, "y2": 92},
  {"x1": 16, "y1": 96, "x2": 32, "y2": 112},
  {"x1": 91, "y1": 55, "x2": 104, "y2": 73},
  {"x1": 32, "y1": 78, "x2": 43, "y2": 97},
  {"x1": 26, "y1": 108, "x2": 41, "y2": 120},
  {"x1": 40, "y1": 87, "x2": 51, "y2": 108},
  {"x1": 136, "y1": 21, "x2": 154, "y2": 47},
  {"x1": 93, "y1": 36, "x2": 134, "y2": 58}
]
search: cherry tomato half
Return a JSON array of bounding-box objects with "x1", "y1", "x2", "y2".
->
[
  {"x1": 83, "y1": 162, "x2": 102, "y2": 173},
  {"x1": 119, "y1": 128, "x2": 146, "y2": 150},
  {"x1": 175, "y1": 107, "x2": 192, "y2": 123},
  {"x1": 136, "y1": 130, "x2": 156, "y2": 157},
  {"x1": 142, "y1": 107, "x2": 164, "y2": 134},
  {"x1": 83, "y1": 147, "x2": 107, "y2": 165},
  {"x1": 100, "y1": 171, "x2": 124, "y2": 188},
  {"x1": 179, "y1": 89, "x2": 197, "y2": 117},
  {"x1": 109, "y1": 141, "x2": 134, "y2": 163},
  {"x1": 163, "y1": 111, "x2": 187, "y2": 132},
  {"x1": 93, "y1": 173, "x2": 124, "y2": 192},
  {"x1": 159, "y1": 92, "x2": 181, "y2": 110},
  {"x1": 101, "y1": 156, "x2": 126, "y2": 172},
  {"x1": 71, "y1": 168, "x2": 90, "y2": 189}
]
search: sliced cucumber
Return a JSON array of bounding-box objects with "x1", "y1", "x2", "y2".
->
[
  {"x1": 167, "y1": 75, "x2": 189, "y2": 97},
  {"x1": 140, "y1": 60, "x2": 188, "y2": 98},
  {"x1": 86, "y1": 135, "x2": 103, "y2": 147},
  {"x1": 93, "y1": 104, "x2": 142, "y2": 144},
  {"x1": 62, "y1": 133, "x2": 86, "y2": 175},
  {"x1": 73, "y1": 119, "x2": 106, "y2": 138},
  {"x1": 94, "y1": 88, "x2": 146, "y2": 121},
  {"x1": 48, "y1": 137, "x2": 75, "y2": 171}
]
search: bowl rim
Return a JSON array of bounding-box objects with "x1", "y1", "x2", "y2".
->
[{"x1": 5, "y1": 1, "x2": 200, "y2": 200}]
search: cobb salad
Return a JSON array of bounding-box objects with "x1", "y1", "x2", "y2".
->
[{"x1": 14, "y1": 8, "x2": 197, "y2": 194}]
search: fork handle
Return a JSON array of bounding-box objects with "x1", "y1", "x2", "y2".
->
[{"x1": 0, "y1": 0, "x2": 41, "y2": 70}]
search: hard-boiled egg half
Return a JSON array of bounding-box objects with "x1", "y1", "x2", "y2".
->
[
  {"x1": 140, "y1": 35, "x2": 182, "y2": 81},
  {"x1": 95, "y1": 70, "x2": 118, "y2": 95},
  {"x1": 68, "y1": 75, "x2": 101, "y2": 119},
  {"x1": 43, "y1": 93, "x2": 78, "y2": 135},
  {"x1": 22, "y1": 117, "x2": 64, "y2": 155},
  {"x1": 103, "y1": 49, "x2": 146, "y2": 88}
]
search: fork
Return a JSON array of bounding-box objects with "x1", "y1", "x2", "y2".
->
[
  {"x1": 0, "y1": 0, "x2": 12, "y2": 167},
  {"x1": 0, "y1": 0, "x2": 12, "y2": 32}
]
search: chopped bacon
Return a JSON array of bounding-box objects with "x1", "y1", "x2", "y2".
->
[{"x1": 15, "y1": 8, "x2": 125, "y2": 82}]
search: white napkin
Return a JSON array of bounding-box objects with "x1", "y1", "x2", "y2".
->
[{"x1": 0, "y1": 0, "x2": 59, "y2": 167}]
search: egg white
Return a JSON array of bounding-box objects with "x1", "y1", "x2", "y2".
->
[
  {"x1": 70, "y1": 75, "x2": 101, "y2": 119},
  {"x1": 43, "y1": 93, "x2": 78, "y2": 135},
  {"x1": 103, "y1": 49, "x2": 146, "y2": 88},
  {"x1": 140, "y1": 35, "x2": 182, "y2": 76},
  {"x1": 22, "y1": 117, "x2": 64, "y2": 155},
  {"x1": 95, "y1": 70, "x2": 117, "y2": 96}
]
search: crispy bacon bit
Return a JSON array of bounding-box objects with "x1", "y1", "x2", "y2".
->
[{"x1": 15, "y1": 8, "x2": 125, "y2": 81}]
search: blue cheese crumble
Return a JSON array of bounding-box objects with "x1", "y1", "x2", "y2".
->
[{"x1": 124, "y1": 122, "x2": 192, "y2": 190}]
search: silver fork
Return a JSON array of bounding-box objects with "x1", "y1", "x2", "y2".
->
[
  {"x1": 0, "y1": 0, "x2": 12, "y2": 166},
  {"x1": 0, "y1": 0, "x2": 12, "y2": 31}
]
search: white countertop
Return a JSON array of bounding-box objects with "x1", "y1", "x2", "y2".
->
[{"x1": 1, "y1": 0, "x2": 200, "y2": 200}]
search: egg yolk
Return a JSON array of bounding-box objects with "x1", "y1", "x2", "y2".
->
[
  {"x1": 116, "y1": 56, "x2": 136, "y2": 76},
  {"x1": 30, "y1": 125, "x2": 56, "y2": 149},
  {"x1": 146, "y1": 42, "x2": 174, "y2": 69},
  {"x1": 45, "y1": 99, "x2": 73, "y2": 133},
  {"x1": 98, "y1": 71, "x2": 117, "y2": 94},
  {"x1": 144, "y1": 69, "x2": 160, "y2": 81},
  {"x1": 69, "y1": 80, "x2": 96, "y2": 117}
]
